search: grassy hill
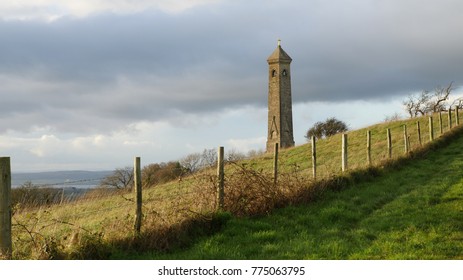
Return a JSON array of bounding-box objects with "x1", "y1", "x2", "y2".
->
[
  {"x1": 129, "y1": 126, "x2": 463, "y2": 259},
  {"x1": 9, "y1": 112, "x2": 463, "y2": 259}
]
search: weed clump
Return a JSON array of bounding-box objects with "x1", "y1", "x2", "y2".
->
[{"x1": 219, "y1": 163, "x2": 308, "y2": 217}]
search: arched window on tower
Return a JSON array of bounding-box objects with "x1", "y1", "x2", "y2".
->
[
  {"x1": 282, "y1": 69, "x2": 287, "y2": 76},
  {"x1": 272, "y1": 69, "x2": 277, "y2": 77}
]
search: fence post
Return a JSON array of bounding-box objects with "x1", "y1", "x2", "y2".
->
[
  {"x1": 387, "y1": 128, "x2": 392, "y2": 159},
  {"x1": 217, "y1": 146, "x2": 225, "y2": 211},
  {"x1": 429, "y1": 116, "x2": 434, "y2": 141},
  {"x1": 134, "y1": 157, "x2": 142, "y2": 235},
  {"x1": 367, "y1": 130, "x2": 371, "y2": 165},
  {"x1": 403, "y1": 125, "x2": 409, "y2": 154},
  {"x1": 417, "y1": 121, "x2": 422, "y2": 146},
  {"x1": 0, "y1": 157, "x2": 12, "y2": 259},
  {"x1": 342, "y1": 134, "x2": 348, "y2": 172},
  {"x1": 456, "y1": 107, "x2": 460, "y2": 126},
  {"x1": 439, "y1": 112, "x2": 443, "y2": 134},
  {"x1": 311, "y1": 136, "x2": 316, "y2": 180},
  {"x1": 448, "y1": 107, "x2": 452, "y2": 130},
  {"x1": 273, "y1": 143, "x2": 279, "y2": 185}
]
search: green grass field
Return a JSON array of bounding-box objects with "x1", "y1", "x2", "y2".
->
[
  {"x1": 9, "y1": 112, "x2": 463, "y2": 259},
  {"x1": 120, "y1": 124, "x2": 463, "y2": 260}
]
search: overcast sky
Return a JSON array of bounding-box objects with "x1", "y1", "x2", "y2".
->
[{"x1": 1, "y1": 0, "x2": 463, "y2": 172}]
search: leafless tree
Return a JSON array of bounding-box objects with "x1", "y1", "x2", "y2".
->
[
  {"x1": 403, "y1": 96, "x2": 415, "y2": 118},
  {"x1": 99, "y1": 167, "x2": 134, "y2": 190},
  {"x1": 179, "y1": 148, "x2": 218, "y2": 174},
  {"x1": 200, "y1": 148, "x2": 217, "y2": 168},
  {"x1": 384, "y1": 112, "x2": 403, "y2": 122},
  {"x1": 247, "y1": 149, "x2": 265, "y2": 158},
  {"x1": 450, "y1": 97, "x2": 463, "y2": 110},
  {"x1": 180, "y1": 153, "x2": 202, "y2": 174},
  {"x1": 403, "y1": 82, "x2": 454, "y2": 117},
  {"x1": 403, "y1": 90, "x2": 431, "y2": 117},
  {"x1": 226, "y1": 149, "x2": 246, "y2": 162},
  {"x1": 429, "y1": 82, "x2": 453, "y2": 113}
]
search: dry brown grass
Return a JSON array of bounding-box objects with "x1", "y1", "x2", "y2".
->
[{"x1": 10, "y1": 112, "x2": 463, "y2": 259}]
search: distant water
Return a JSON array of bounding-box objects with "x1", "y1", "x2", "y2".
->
[{"x1": 11, "y1": 170, "x2": 113, "y2": 188}]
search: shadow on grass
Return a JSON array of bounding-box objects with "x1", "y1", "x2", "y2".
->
[
  {"x1": 53, "y1": 126, "x2": 462, "y2": 260},
  {"x1": 121, "y1": 126, "x2": 463, "y2": 260}
]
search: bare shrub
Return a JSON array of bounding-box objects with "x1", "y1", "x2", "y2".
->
[
  {"x1": 247, "y1": 149, "x2": 265, "y2": 158},
  {"x1": 180, "y1": 153, "x2": 202, "y2": 174},
  {"x1": 12, "y1": 182, "x2": 64, "y2": 209},
  {"x1": 142, "y1": 162, "x2": 183, "y2": 187},
  {"x1": 384, "y1": 112, "x2": 403, "y2": 122},
  {"x1": 221, "y1": 163, "x2": 308, "y2": 217},
  {"x1": 223, "y1": 164, "x2": 275, "y2": 217}
]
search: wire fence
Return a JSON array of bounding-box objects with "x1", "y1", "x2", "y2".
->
[
  {"x1": 1, "y1": 109, "x2": 461, "y2": 259},
  {"x1": 5, "y1": 165, "x2": 219, "y2": 259},
  {"x1": 272, "y1": 110, "x2": 460, "y2": 181}
]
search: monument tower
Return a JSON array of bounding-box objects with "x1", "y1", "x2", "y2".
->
[{"x1": 266, "y1": 40, "x2": 295, "y2": 152}]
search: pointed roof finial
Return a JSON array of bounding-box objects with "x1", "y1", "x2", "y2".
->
[{"x1": 267, "y1": 40, "x2": 292, "y2": 63}]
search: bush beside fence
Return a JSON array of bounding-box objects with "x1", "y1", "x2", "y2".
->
[{"x1": 1, "y1": 110, "x2": 462, "y2": 259}]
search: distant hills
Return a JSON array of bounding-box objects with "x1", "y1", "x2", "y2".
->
[{"x1": 12, "y1": 170, "x2": 113, "y2": 188}]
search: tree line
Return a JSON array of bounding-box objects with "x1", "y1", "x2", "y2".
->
[
  {"x1": 99, "y1": 148, "x2": 265, "y2": 190},
  {"x1": 11, "y1": 147, "x2": 265, "y2": 208},
  {"x1": 403, "y1": 82, "x2": 461, "y2": 117}
]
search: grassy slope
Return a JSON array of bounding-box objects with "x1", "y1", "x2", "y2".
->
[
  {"x1": 11, "y1": 113, "x2": 462, "y2": 259},
  {"x1": 242, "y1": 113, "x2": 447, "y2": 180},
  {"x1": 122, "y1": 122, "x2": 463, "y2": 260}
]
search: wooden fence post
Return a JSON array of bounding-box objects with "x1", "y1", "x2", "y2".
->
[
  {"x1": 273, "y1": 143, "x2": 279, "y2": 185},
  {"x1": 387, "y1": 128, "x2": 392, "y2": 159},
  {"x1": 456, "y1": 107, "x2": 460, "y2": 126},
  {"x1": 403, "y1": 125, "x2": 409, "y2": 154},
  {"x1": 429, "y1": 116, "x2": 434, "y2": 141},
  {"x1": 342, "y1": 134, "x2": 348, "y2": 172},
  {"x1": 448, "y1": 107, "x2": 452, "y2": 130},
  {"x1": 0, "y1": 157, "x2": 12, "y2": 259},
  {"x1": 311, "y1": 136, "x2": 316, "y2": 180},
  {"x1": 134, "y1": 157, "x2": 142, "y2": 235},
  {"x1": 417, "y1": 121, "x2": 422, "y2": 146},
  {"x1": 367, "y1": 130, "x2": 371, "y2": 165},
  {"x1": 217, "y1": 146, "x2": 225, "y2": 211},
  {"x1": 439, "y1": 112, "x2": 443, "y2": 134}
]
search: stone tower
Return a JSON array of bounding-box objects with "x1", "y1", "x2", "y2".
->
[{"x1": 266, "y1": 40, "x2": 295, "y2": 152}]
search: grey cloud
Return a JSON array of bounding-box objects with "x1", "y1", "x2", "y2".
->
[
  {"x1": 290, "y1": 0, "x2": 463, "y2": 101},
  {"x1": 1, "y1": 0, "x2": 463, "y2": 134}
]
